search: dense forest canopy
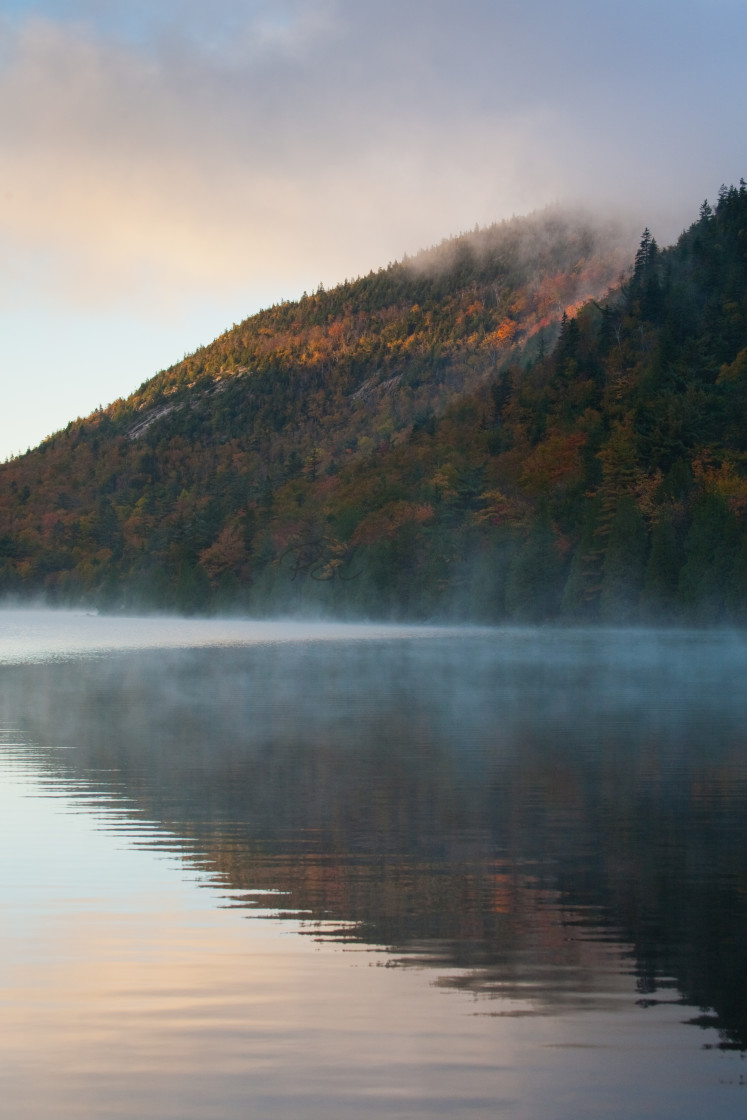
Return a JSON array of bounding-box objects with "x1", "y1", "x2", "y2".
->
[{"x1": 1, "y1": 186, "x2": 746, "y2": 623}]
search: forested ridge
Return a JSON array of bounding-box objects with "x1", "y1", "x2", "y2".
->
[{"x1": 1, "y1": 187, "x2": 746, "y2": 622}]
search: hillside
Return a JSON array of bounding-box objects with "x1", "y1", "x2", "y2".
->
[
  {"x1": 0, "y1": 208, "x2": 630, "y2": 615},
  {"x1": 1, "y1": 186, "x2": 746, "y2": 623}
]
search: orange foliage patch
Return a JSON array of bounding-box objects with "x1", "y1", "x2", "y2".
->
[
  {"x1": 351, "y1": 501, "x2": 434, "y2": 547},
  {"x1": 199, "y1": 523, "x2": 248, "y2": 580},
  {"x1": 472, "y1": 489, "x2": 527, "y2": 528},
  {"x1": 495, "y1": 319, "x2": 519, "y2": 345},
  {"x1": 519, "y1": 432, "x2": 588, "y2": 494}
]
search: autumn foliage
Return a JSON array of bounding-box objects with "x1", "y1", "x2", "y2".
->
[{"x1": 1, "y1": 189, "x2": 746, "y2": 623}]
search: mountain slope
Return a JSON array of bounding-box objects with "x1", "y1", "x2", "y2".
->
[
  {"x1": 296, "y1": 182, "x2": 747, "y2": 623},
  {"x1": 0, "y1": 208, "x2": 631, "y2": 614},
  {"x1": 2, "y1": 185, "x2": 747, "y2": 623}
]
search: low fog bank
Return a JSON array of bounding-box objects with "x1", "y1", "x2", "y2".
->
[
  {"x1": 2, "y1": 610, "x2": 747, "y2": 757},
  {"x1": 3, "y1": 604, "x2": 747, "y2": 682},
  {"x1": 0, "y1": 604, "x2": 468, "y2": 666},
  {"x1": 2, "y1": 603, "x2": 747, "y2": 676}
]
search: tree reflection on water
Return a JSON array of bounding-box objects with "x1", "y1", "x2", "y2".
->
[{"x1": 3, "y1": 629, "x2": 747, "y2": 1049}]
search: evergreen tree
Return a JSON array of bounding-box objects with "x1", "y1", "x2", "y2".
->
[
  {"x1": 598, "y1": 497, "x2": 648, "y2": 622},
  {"x1": 679, "y1": 494, "x2": 739, "y2": 621},
  {"x1": 641, "y1": 512, "x2": 682, "y2": 619},
  {"x1": 561, "y1": 504, "x2": 601, "y2": 621},
  {"x1": 505, "y1": 514, "x2": 564, "y2": 621}
]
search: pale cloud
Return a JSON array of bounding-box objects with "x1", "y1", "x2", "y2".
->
[
  {"x1": 5, "y1": 1, "x2": 743, "y2": 316},
  {"x1": 0, "y1": 8, "x2": 566, "y2": 310}
]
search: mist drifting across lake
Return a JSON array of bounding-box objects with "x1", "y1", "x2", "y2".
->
[{"x1": 1, "y1": 610, "x2": 747, "y2": 1119}]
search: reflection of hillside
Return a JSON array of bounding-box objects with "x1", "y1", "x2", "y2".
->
[{"x1": 2, "y1": 633, "x2": 747, "y2": 1044}]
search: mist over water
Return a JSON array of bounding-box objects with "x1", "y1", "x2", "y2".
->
[{"x1": 2, "y1": 610, "x2": 747, "y2": 1118}]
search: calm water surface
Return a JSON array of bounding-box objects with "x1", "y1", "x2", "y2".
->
[{"x1": 1, "y1": 609, "x2": 746, "y2": 1118}]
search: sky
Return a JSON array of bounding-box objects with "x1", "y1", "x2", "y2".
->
[{"x1": 1, "y1": 0, "x2": 745, "y2": 461}]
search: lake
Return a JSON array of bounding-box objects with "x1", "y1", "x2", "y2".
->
[{"x1": 1, "y1": 609, "x2": 746, "y2": 1118}]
